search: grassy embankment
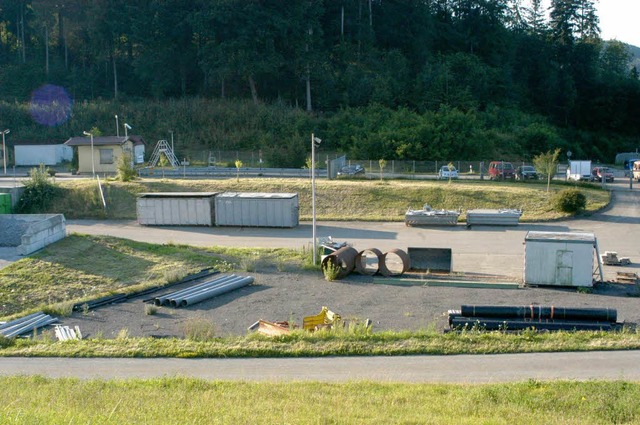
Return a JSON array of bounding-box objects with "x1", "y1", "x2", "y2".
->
[
  {"x1": 0, "y1": 377, "x2": 638, "y2": 424},
  {"x1": 49, "y1": 177, "x2": 609, "y2": 221}
]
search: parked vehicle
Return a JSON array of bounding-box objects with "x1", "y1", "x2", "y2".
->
[
  {"x1": 337, "y1": 164, "x2": 365, "y2": 177},
  {"x1": 515, "y1": 165, "x2": 538, "y2": 180},
  {"x1": 488, "y1": 161, "x2": 515, "y2": 180},
  {"x1": 566, "y1": 160, "x2": 592, "y2": 181},
  {"x1": 591, "y1": 166, "x2": 614, "y2": 182},
  {"x1": 437, "y1": 165, "x2": 459, "y2": 180},
  {"x1": 633, "y1": 160, "x2": 640, "y2": 182},
  {"x1": 623, "y1": 158, "x2": 639, "y2": 177}
]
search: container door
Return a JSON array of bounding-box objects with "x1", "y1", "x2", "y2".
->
[{"x1": 555, "y1": 250, "x2": 573, "y2": 286}]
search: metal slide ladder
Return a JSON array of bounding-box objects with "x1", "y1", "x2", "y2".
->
[{"x1": 148, "y1": 140, "x2": 180, "y2": 167}]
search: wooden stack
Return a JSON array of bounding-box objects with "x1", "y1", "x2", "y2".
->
[
  {"x1": 600, "y1": 251, "x2": 631, "y2": 266},
  {"x1": 616, "y1": 272, "x2": 639, "y2": 285}
]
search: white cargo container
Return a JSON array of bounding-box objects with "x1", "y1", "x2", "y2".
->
[
  {"x1": 566, "y1": 160, "x2": 592, "y2": 181},
  {"x1": 524, "y1": 231, "x2": 597, "y2": 287},
  {"x1": 136, "y1": 192, "x2": 217, "y2": 226},
  {"x1": 215, "y1": 192, "x2": 299, "y2": 228}
]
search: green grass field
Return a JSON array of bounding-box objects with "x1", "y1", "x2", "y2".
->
[{"x1": 0, "y1": 377, "x2": 637, "y2": 424}]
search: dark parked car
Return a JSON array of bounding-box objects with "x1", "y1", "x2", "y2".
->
[
  {"x1": 337, "y1": 164, "x2": 365, "y2": 177},
  {"x1": 515, "y1": 165, "x2": 538, "y2": 180}
]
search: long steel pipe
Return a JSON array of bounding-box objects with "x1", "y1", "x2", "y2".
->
[
  {"x1": 449, "y1": 317, "x2": 619, "y2": 332},
  {"x1": 154, "y1": 274, "x2": 237, "y2": 306},
  {"x1": 0, "y1": 313, "x2": 50, "y2": 335},
  {"x1": 2, "y1": 315, "x2": 57, "y2": 338},
  {"x1": 178, "y1": 276, "x2": 254, "y2": 307},
  {"x1": 171, "y1": 276, "x2": 250, "y2": 308},
  {"x1": 163, "y1": 275, "x2": 239, "y2": 307},
  {"x1": 460, "y1": 305, "x2": 617, "y2": 322},
  {"x1": 0, "y1": 312, "x2": 46, "y2": 331}
]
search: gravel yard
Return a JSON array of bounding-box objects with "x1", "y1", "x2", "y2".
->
[{"x1": 58, "y1": 268, "x2": 639, "y2": 339}]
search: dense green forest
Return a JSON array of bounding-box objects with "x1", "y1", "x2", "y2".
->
[{"x1": 0, "y1": 0, "x2": 639, "y2": 166}]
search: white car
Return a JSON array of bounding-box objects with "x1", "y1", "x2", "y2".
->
[{"x1": 437, "y1": 165, "x2": 458, "y2": 180}]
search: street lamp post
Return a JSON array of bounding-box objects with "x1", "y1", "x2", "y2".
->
[
  {"x1": 115, "y1": 115, "x2": 119, "y2": 137},
  {"x1": 83, "y1": 131, "x2": 95, "y2": 178},
  {"x1": 1, "y1": 129, "x2": 9, "y2": 175},
  {"x1": 311, "y1": 134, "x2": 322, "y2": 265},
  {"x1": 124, "y1": 123, "x2": 131, "y2": 139}
]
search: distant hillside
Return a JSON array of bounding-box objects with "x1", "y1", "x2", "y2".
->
[{"x1": 626, "y1": 43, "x2": 640, "y2": 69}]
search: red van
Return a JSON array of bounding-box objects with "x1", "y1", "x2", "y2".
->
[{"x1": 488, "y1": 161, "x2": 515, "y2": 180}]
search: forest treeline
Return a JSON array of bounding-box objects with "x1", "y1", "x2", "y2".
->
[{"x1": 0, "y1": 0, "x2": 639, "y2": 166}]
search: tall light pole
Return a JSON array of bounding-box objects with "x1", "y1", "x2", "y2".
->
[
  {"x1": 1, "y1": 129, "x2": 9, "y2": 175},
  {"x1": 124, "y1": 122, "x2": 131, "y2": 139},
  {"x1": 83, "y1": 131, "x2": 95, "y2": 178},
  {"x1": 115, "y1": 115, "x2": 119, "y2": 137},
  {"x1": 311, "y1": 134, "x2": 322, "y2": 265}
]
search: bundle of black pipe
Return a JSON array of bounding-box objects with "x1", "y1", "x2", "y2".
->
[
  {"x1": 460, "y1": 305, "x2": 617, "y2": 322},
  {"x1": 449, "y1": 305, "x2": 621, "y2": 332}
]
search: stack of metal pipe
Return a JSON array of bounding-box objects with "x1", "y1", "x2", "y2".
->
[
  {"x1": 448, "y1": 305, "x2": 622, "y2": 332},
  {"x1": 152, "y1": 274, "x2": 254, "y2": 308},
  {"x1": 0, "y1": 312, "x2": 58, "y2": 338}
]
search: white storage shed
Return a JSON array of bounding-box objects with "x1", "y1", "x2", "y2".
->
[
  {"x1": 215, "y1": 192, "x2": 299, "y2": 228},
  {"x1": 15, "y1": 143, "x2": 73, "y2": 166},
  {"x1": 524, "y1": 231, "x2": 599, "y2": 287},
  {"x1": 136, "y1": 192, "x2": 217, "y2": 226}
]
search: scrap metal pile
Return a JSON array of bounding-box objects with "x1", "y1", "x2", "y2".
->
[{"x1": 448, "y1": 305, "x2": 623, "y2": 332}]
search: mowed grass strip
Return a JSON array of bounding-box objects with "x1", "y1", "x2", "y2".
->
[
  {"x1": 0, "y1": 377, "x2": 637, "y2": 424},
  {"x1": 2, "y1": 328, "x2": 640, "y2": 358},
  {"x1": 0, "y1": 235, "x2": 308, "y2": 318},
  {"x1": 51, "y1": 178, "x2": 609, "y2": 221}
]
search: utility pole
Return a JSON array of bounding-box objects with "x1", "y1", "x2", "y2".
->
[{"x1": 311, "y1": 133, "x2": 322, "y2": 265}]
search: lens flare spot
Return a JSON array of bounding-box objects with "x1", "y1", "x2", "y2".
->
[{"x1": 29, "y1": 84, "x2": 73, "y2": 127}]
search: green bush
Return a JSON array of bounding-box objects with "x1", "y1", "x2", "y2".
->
[
  {"x1": 553, "y1": 188, "x2": 586, "y2": 213},
  {"x1": 116, "y1": 153, "x2": 138, "y2": 182},
  {"x1": 15, "y1": 164, "x2": 60, "y2": 213}
]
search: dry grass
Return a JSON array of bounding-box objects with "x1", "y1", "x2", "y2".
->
[{"x1": 50, "y1": 178, "x2": 609, "y2": 221}]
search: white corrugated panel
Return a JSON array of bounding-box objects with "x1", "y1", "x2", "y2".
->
[
  {"x1": 215, "y1": 192, "x2": 299, "y2": 227},
  {"x1": 136, "y1": 193, "x2": 216, "y2": 226}
]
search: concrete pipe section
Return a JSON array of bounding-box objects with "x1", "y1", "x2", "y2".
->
[
  {"x1": 355, "y1": 248, "x2": 383, "y2": 275},
  {"x1": 321, "y1": 246, "x2": 358, "y2": 279},
  {"x1": 379, "y1": 249, "x2": 411, "y2": 277}
]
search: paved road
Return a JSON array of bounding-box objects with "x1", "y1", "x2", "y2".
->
[{"x1": 1, "y1": 351, "x2": 639, "y2": 382}]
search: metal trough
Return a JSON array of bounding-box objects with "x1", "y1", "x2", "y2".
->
[
  {"x1": 466, "y1": 208, "x2": 522, "y2": 227},
  {"x1": 407, "y1": 247, "x2": 452, "y2": 272}
]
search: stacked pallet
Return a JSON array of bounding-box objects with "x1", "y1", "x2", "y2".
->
[
  {"x1": 448, "y1": 305, "x2": 622, "y2": 332},
  {"x1": 600, "y1": 251, "x2": 631, "y2": 266},
  {"x1": 616, "y1": 272, "x2": 639, "y2": 284}
]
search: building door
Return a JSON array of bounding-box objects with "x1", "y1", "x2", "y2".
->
[{"x1": 555, "y1": 250, "x2": 573, "y2": 286}]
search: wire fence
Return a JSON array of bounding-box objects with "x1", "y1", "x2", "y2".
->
[{"x1": 183, "y1": 150, "x2": 540, "y2": 176}]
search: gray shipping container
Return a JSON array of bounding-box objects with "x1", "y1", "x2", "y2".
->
[
  {"x1": 524, "y1": 231, "x2": 596, "y2": 287},
  {"x1": 136, "y1": 192, "x2": 217, "y2": 226},
  {"x1": 215, "y1": 192, "x2": 299, "y2": 228}
]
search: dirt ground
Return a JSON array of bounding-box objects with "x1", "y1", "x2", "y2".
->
[{"x1": 58, "y1": 266, "x2": 640, "y2": 339}]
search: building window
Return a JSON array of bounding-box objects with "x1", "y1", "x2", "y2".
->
[{"x1": 99, "y1": 148, "x2": 114, "y2": 164}]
